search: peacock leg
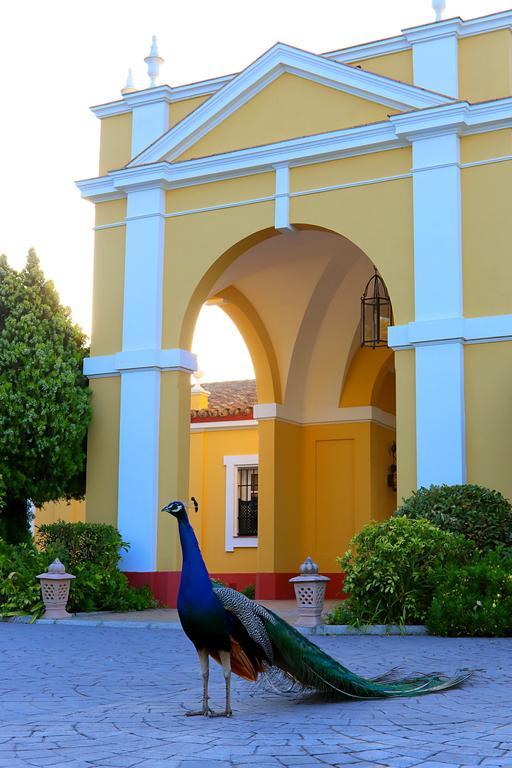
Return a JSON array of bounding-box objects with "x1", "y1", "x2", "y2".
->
[
  {"x1": 209, "y1": 650, "x2": 232, "y2": 718},
  {"x1": 186, "y1": 648, "x2": 211, "y2": 716}
]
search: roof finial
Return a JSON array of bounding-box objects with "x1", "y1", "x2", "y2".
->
[
  {"x1": 432, "y1": 0, "x2": 446, "y2": 22},
  {"x1": 145, "y1": 35, "x2": 164, "y2": 88},
  {"x1": 121, "y1": 68, "x2": 136, "y2": 96}
]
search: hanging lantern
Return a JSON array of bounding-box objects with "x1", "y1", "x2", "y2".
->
[{"x1": 360, "y1": 268, "x2": 393, "y2": 348}]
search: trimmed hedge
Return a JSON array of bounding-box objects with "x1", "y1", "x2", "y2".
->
[
  {"x1": 37, "y1": 521, "x2": 125, "y2": 570},
  {"x1": 395, "y1": 484, "x2": 512, "y2": 552},
  {"x1": 426, "y1": 549, "x2": 512, "y2": 637},
  {"x1": 328, "y1": 516, "x2": 474, "y2": 626}
]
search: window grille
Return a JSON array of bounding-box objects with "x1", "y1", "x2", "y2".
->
[{"x1": 237, "y1": 466, "x2": 258, "y2": 536}]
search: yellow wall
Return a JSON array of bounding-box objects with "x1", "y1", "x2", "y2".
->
[
  {"x1": 177, "y1": 74, "x2": 399, "y2": 161},
  {"x1": 350, "y1": 50, "x2": 413, "y2": 84},
  {"x1": 462, "y1": 157, "x2": 512, "y2": 319},
  {"x1": 85, "y1": 377, "x2": 121, "y2": 527},
  {"x1": 99, "y1": 113, "x2": 132, "y2": 175},
  {"x1": 459, "y1": 30, "x2": 512, "y2": 103},
  {"x1": 394, "y1": 349, "x2": 416, "y2": 501},
  {"x1": 189, "y1": 426, "x2": 259, "y2": 574},
  {"x1": 34, "y1": 499, "x2": 86, "y2": 531},
  {"x1": 91, "y1": 201, "x2": 126, "y2": 357},
  {"x1": 169, "y1": 95, "x2": 210, "y2": 128},
  {"x1": 465, "y1": 342, "x2": 512, "y2": 500}
]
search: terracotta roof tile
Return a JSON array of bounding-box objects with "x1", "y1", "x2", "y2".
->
[{"x1": 191, "y1": 379, "x2": 257, "y2": 421}]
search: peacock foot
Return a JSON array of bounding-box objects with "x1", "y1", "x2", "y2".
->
[
  {"x1": 208, "y1": 708, "x2": 233, "y2": 718},
  {"x1": 185, "y1": 706, "x2": 213, "y2": 717}
]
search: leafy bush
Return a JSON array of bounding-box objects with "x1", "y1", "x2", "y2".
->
[
  {"x1": 37, "y1": 521, "x2": 126, "y2": 570},
  {"x1": 0, "y1": 539, "x2": 53, "y2": 618},
  {"x1": 0, "y1": 522, "x2": 155, "y2": 619},
  {"x1": 395, "y1": 484, "x2": 512, "y2": 552},
  {"x1": 241, "y1": 584, "x2": 255, "y2": 600},
  {"x1": 426, "y1": 549, "x2": 512, "y2": 637},
  {"x1": 332, "y1": 517, "x2": 475, "y2": 626}
]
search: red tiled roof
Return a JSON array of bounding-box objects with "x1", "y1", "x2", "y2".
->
[{"x1": 191, "y1": 379, "x2": 257, "y2": 422}]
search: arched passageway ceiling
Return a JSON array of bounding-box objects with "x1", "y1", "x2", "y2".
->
[{"x1": 208, "y1": 228, "x2": 378, "y2": 414}]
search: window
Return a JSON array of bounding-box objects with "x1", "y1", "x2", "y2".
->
[
  {"x1": 223, "y1": 454, "x2": 258, "y2": 551},
  {"x1": 237, "y1": 466, "x2": 258, "y2": 536}
]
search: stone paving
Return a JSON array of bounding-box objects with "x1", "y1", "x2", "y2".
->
[{"x1": 1, "y1": 623, "x2": 511, "y2": 768}]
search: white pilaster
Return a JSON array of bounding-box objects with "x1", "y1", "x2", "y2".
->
[
  {"x1": 118, "y1": 185, "x2": 165, "y2": 571},
  {"x1": 404, "y1": 21, "x2": 461, "y2": 97},
  {"x1": 274, "y1": 164, "x2": 293, "y2": 231},
  {"x1": 131, "y1": 100, "x2": 169, "y2": 157},
  {"x1": 410, "y1": 129, "x2": 466, "y2": 486}
]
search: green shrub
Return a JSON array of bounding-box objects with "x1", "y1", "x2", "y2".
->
[
  {"x1": 37, "y1": 521, "x2": 126, "y2": 570},
  {"x1": 426, "y1": 549, "x2": 512, "y2": 637},
  {"x1": 395, "y1": 484, "x2": 512, "y2": 552},
  {"x1": 0, "y1": 539, "x2": 53, "y2": 618},
  {"x1": 335, "y1": 517, "x2": 474, "y2": 626}
]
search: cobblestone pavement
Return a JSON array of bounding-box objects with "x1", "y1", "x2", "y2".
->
[{"x1": 1, "y1": 624, "x2": 511, "y2": 768}]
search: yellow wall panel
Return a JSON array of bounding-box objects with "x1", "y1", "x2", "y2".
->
[
  {"x1": 177, "y1": 73, "x2": 398, "y2": 161},
  {"x1": 465, "y1": 342, "x2": 512, "y2": 500},
  {"x1": 99, "y1": 113, "x2": 132, "y2": 175},
  {"x1": 370, "y1": 423, "x2": 397, "y2": 522},
  {"x1": 166, "y1": 173, "x2": 274, "y2": 213},
  {"x1": 85, "y1": 377, "x2": 120, "y2": 527},
  {"x1": 291, "y1": 148, "x2": 411, "y2": 193},
  {"x1": 459, "y1": 30, "x2": 512, "y2": 103},
  {"x1": 395, "y1": 349, "x2": 416, "y2": 500},
  {"x1": 90, "y1": 225, "x2": 125, "y2": 356},
  {"x1": 349, "y1": 50, "x2": 413, "y2": 84},
  {"x1": 462, "y1": 161, "x2": 512, "y2": 318},
  {"x1": 461, "y1": 130, "x2": 512, "y2": 164},
  {"x1": 34, "y1": 499, "x2": 86, "y2": 531},
  {"x1": 169, "y1": 95, "x2": 210, "y2": 128}
]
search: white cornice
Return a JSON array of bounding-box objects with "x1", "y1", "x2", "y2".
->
[
  {"x1": 76, "y1": 96, "x2": 512, "y2": 203},
  {"x1": 191, "y1": 420, "x2": 258, "y2": 432},
  {"x1": 326, "y1": 35, "x2": 409, "y2": 63},
  {"x1": 389, "y1": 314, "x2": 512, "y2": 350},
  {"x1": 84, "y1": 348, "x2": 197, "y2": 377},
  {"x1": 128, "y1": 42, "x2": 454, "y2": 168},
  {"x1": 253, "y1": 403, "x2": 396, "y2": 428}
]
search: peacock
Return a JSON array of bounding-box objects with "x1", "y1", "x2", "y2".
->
[{"x1": 162, "y1": 499, "x2": 470, "y2": 717}]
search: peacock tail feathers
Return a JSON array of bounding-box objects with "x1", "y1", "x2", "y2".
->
[{"x1": 212, "y1": 584, "x2": 471, "y2": 700}]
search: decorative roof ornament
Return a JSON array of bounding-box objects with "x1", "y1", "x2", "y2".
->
[
  {"x1": 145, "y1": 35, "x2": 164, "y2": 88},
  {"x1": 121, "y1": 68, "x2": 136, "y2": 95},
  {"x1": 191, "y1": 370, "x2": 210, "y2": 395},
  {"x1": 432, "y1": 0, "x2": 446, "y2": 22}
]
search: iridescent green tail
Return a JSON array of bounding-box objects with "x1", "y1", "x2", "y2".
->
[{"x1": 263, "y1": 610, "x2": 470, "y2": 699}]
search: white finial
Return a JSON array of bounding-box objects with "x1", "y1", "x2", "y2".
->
[
  {"x1": 432, "y1": 0, "x2": 446, "y2": 21},
  {"x1": 144, "y1": 35, "x2": 164, "y2": 88},
  {"x1": 121, "y1": 68, "x2": 136, "y2": 96},
  {"x1": 191, "y1": 370, "x2": 210, "y2": 395}
]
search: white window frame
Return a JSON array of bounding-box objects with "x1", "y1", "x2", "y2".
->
[{"x1": 223, "y1": 454, "x2": 258, "y2": 552}]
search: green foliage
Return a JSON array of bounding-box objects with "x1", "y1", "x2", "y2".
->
[
  {"x1": 241, "y1": 584, "x2": 255, "y2": 600},
  {"x1": 426, "y1": 548, "x2": 512, "y2": 637},
  {"x1": 323, "y1": 600, "x2": 355, "y2": 626},
  {"x1": 37, "y1": 521, "x2": 126, "y2": 570},
  {"x1": 0, "y1": 251, "x2": 91, "y2": 542},
  {"x1": 0, "y1": 538, "x2": 53, "y2": 618},
  {"x1": 395, "y1": 484, "x2": 512, "y2": 552},
  {"x1": 335, "y1": 517, "x2": 474, "y2": 626}
]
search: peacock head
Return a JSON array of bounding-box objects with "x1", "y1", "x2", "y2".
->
[{"x1": 161, "y1": 500, "x2": 187, "y2": 519}]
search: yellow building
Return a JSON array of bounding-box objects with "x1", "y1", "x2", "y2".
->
[{"x1": 76, "y1": 8, "x2": 512, "y2": 606}]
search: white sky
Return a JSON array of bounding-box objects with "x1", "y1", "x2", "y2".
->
[{"x1": 0, "y1": 0, "x2": 509, "y2": 381}]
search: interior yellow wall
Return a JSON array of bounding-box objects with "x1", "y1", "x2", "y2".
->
[
  {"x1": 91, "y1": 201, "x2": 126, "y2": 356},
  {"x1": 169, "y1": 95, "x2": 210, "y2": 128},
  {"x1": 34, "y1": 499, "x2": 86, "y2": 531},
  {"x1": 370, "y1": 423, "x2": 398, "y2": 522},
  {"x1": 99, "y1": 113, "x2": 132, "y2": 175},
  {"x1": 394, "y1": 349, "x2": 416, "y2": 502},
  {"x1": 85, "y1": 377, "x2": 120, "y2": 527},
  {"x1": 462, "y1": 158, "x2": 512, "y2": 318},
  {"x1": 176, "y1": 73, "x2": 399, "y2": 161},
  {"x1": 189, "y1": 426, "x2": 259, "y2": 574},
  {"x1": 349, "y1": 49, "x2": 413, "y2": 84},
  {"x1": 340, "y1": 346, "x2": 394, "y2": 408},
  {"x1": 459, "y1": 30, "x2": 512, "y2": 103},
  {"x1": 465, "y1": 342, "x2": 512, "y2": 501}
]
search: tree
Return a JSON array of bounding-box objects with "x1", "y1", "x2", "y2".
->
[{"x1": 0, "y1": 250, "x2": 91, "y2": 542}]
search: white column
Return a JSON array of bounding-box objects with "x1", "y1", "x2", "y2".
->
[
  {"x1": 131, "y1": 100, "x2": 169, "y2": 157},
  {"x1": 404, "y1": 22, "x2": 460, "y2": 97},
  {"x1": 118, "y1": 186, "x2": 165, "y2": 571},
  {"x1": 274, "y1": 164, "x2": 293, "y2": 231},
  {"x1": 411, "y1": 131, "x2": 466, "y2": 486}
]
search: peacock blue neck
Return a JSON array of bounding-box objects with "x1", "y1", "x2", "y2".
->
[{"x1": 177, "y1": 511, "x2": 212, "y2": 596}]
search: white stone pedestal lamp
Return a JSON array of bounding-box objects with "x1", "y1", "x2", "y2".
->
[
  {"x1": 289, "y1": 556, "x2": 330, "y2": 627},
  {"x1": 37, "y1": 559, "x2": 75, "y2": 619}
]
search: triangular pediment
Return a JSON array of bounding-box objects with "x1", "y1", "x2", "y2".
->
[{"x1": 129, "y1": 42, "x2": 456, "y2": 166}]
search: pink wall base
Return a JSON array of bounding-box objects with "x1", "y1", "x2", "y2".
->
[{"x1": 125, "y1": 570, "x2": 346, "y2": 607}]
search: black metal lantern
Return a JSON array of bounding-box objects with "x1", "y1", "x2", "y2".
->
[{"x1": 360, "y1": 268, "x2": 393, "y2": 348}]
